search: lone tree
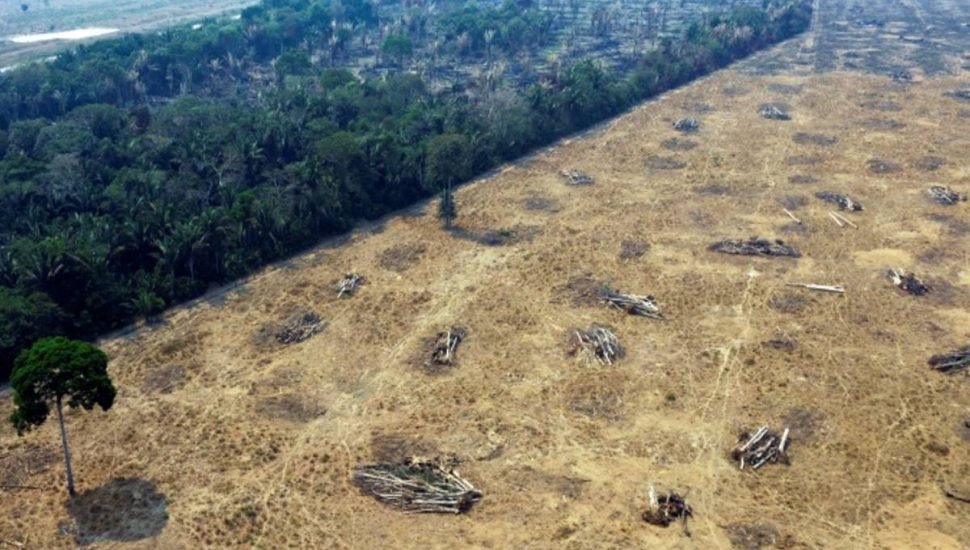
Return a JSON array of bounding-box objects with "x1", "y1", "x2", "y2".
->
[
  {"x1": 438, "y1": 184, "x2": 457, "y2": 228},
  {"x1": 9, "y1": 337, "x2": 116, "y2": 497}
]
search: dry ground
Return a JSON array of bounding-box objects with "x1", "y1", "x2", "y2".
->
[{"x1": 3, "y1": 5, "x2": 970, "y2": 550}]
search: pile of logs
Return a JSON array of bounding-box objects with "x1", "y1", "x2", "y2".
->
[
  {"x1": 731, "y1": 426, "x2": 790, "y2": 471},
  {"x1": 602, "y1": 289, "x2": 663, "y2": 319},
  {"x1": 710, "y1": 238, "x2": 801, "y2": 258},
  {"x1": 572, "y1": 325, "x2": 624, "y2": 365},
  {"x1": 561, "y1": 169, "x2": 594, "y2": 185},
  {"x1": 888, "y1": 268, "x2": 929, "y2": 296},
  {"x1": 673, "y1": 117, "x2": 700, "y2": 133},
  {"x1": 928, "y1": 185, "x2": 965, "y2": 206},
  {"x1": 815, "y1": 191, "x2": 864, "y2": 211},
  {"x1": 642, "y1": 486, "x2": 693, "y2": 535},
  {"x1": 334, "y1": 272, "x2": 365, "y2": 297},
  {"x1": 352, "y1": 458, "x2": 483, "y2": 514},
  {"x1": 429, "y1": 327, "x2": 466, "y2": 367},
  {"x1": 928, "y1": 345, "x2": 970, "y2": 375},
  {"x1": 275, "y1": 312, "x2": 325, "y2": 344},
  {"x1": 758, "y1": 105, "x2": 791, "y2": 120}
]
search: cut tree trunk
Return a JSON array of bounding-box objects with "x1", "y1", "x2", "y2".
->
[{"x1": 55, "y1": 398, "x2": 76, "y2": 497}]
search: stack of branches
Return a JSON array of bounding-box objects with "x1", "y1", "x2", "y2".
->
[
  {"x1": 276, "y1": 312, "x2": 325, "y2": 344},
  {"x1": 673, "y1": 117, "x2": 700, "y2": 133},
  {"x1": 758, "y1": 105, "x2": 791, "y2": 120},
  {"x1": 561, "y1": 169, "x2": 594, "y2": 185},
  {"x1": 928, "y1": 345, "x2": 970, "y2": 375},
  {"x1": 710, "y1": 238, "x2": 801, "y2": 258},
  {"x1": 429, "y1": 327, "x2": 467, "y2": 367},
  {"x1": 352, "y1": 458, "x2": 483, "y2": 514},
  {"x1": 731, "y1": 426, "x2": 790, "y2": 471},
  {"x1": 571, "y1": 325, "x2": 624, "y2": 365},
  {"x1": 928, "y1": 186, "x2": 965, "y2": 206},
  {"x1": 642, "y1": 485, "x2": 693, "y2": 536},
  {"x1": 816, "y1": 191, "x2": 863, "y2": 211},
  {"x1": 601, "y1": 289, "x2": 663, "y2": 319},
  {"x1": 334, "y1": 272, "x2": 366, "y2": 298},
  {"x1": 888, "y1": 268, "x2": 929, "y2": 296}
]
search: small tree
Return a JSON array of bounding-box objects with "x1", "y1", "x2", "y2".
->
[
  {"x1": 438, "y1": 183, "x2": 457, "y2": 228},
  {"x1": 382, "y1": 34, "x2": 413, "y2": 67},
  {"x1": 9, "y1": 337, "x2": 116, "y2": 497}
]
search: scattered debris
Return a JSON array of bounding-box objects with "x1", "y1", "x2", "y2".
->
[
  {"x1": 828, "y1": 211, "x2": 857, "y2": 228},
  {"x1": 889, "y1": 69, "x2": 913, "y2": 82},
  {"x1": 646, "y1": 156, "x2": 687, "y2": 170},
  {"x1": 945, "y1": 89, "x2": 970, "y2": 102},
  {"x1": 673, "y1": 117, "x2": 700, "y2": 133},
  {"x1": 619, "y1": 240, "x2": 650, "y2": 260},
  {"x1": 867, "y1": 159, "x2": 901, "y2": 174},
  {"x1": 815, "y1": 191, "x2": 863, "y2": 211},
  {"x1": 334, "y1": 272, "x2": 365, "y2": 298},
  {"x1": 427, "y1": 327, "x2": 466, "y2": 368},
  {"x1": 792, "y1": 132, "x2": 837, "y2": 146},
  {"x1": 570, "y1": 325, "x2": 624, "y2": 365},
  {"x1": 758, "y1": 104, "x2": 791, "y2": 120},
  {"x1": 731, "y1": 426, "x2": 790, "y2": 471},
  {"x1": 275, "y1": 312, "x2": 325, "y2": 345},
  {"x1": 561, "y1": 169, "x2": 593, "y2": 186},
  {"x1": 928, "y1": 345, "x2": 970, "y2": 374},
  {"x1": 786, "y1": 283, "x2": 845, "y2": 293},
  {"x1": 602, "y1": 289, "x2": 663, "y2": 319},
  {"x1": 709, "y1": 238, "x2": 801, "y2": 258},
  {"x1": 642, "y1": 485, "x2": 693, "y2": 536},
  {"x1": 928, "y1": 186, "x2": 965, "y2": 206},
  {"x1": 352, "y1": 458, "x2": 482, "y2": 514},
  {"x1": 888, "y1": 268, "x2": 929, "y2": 296}
]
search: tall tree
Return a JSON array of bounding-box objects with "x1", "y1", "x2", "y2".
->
[{"x1": 9, "y1": 337, "x2": 116, "y2": 497}]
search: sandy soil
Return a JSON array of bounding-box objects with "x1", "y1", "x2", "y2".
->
[{"x1": 2, "y1": 2, "x2": 970, "y2": 549}]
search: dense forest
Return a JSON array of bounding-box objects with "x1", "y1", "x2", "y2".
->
[{"x1": 0, "y1": 0, "x2": 811, "y2": 381}]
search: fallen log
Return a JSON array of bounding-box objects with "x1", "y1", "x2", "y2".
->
[
  {"x1": 758, "y1": 105, "x2": 791, "y2": 120},
  {"x1": 710, "y1": 238, "x2": 800, "y2": 258},
  {"x1": 353, "y1": 458, "x2": 483, "y2": 514},
  {"x1": 816, "y1": 191, "x2": 863, "y2": 211},
  {"x1": 334, "y1": 272, "x2": 365, "y2": 298},
  {"x1": 571, "y1": 325, "x2": 624, "y2": 365},
  {"x1": 561, "y1": 169, "x2": 594, "y2": 186},
  {"x1": 602, "y1": 290, "x2": 663, "y2": 320},
  {"x1": 928, "y1": 345, "x2": 970, "y2": 374},
  {"x1": 731, "y1": 426, "x2": 790, "y2": 471},
  {"x1": 928, "y1": 185, "x2": 965, "y2": 206}
]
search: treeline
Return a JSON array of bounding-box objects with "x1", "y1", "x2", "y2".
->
[{"x1": 0, "y1": 0, "x2": 811, "y2": 381}]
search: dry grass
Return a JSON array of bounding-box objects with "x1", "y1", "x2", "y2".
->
[{"x1": 2, "y1": 37, "x2": 970, "y2": 550}]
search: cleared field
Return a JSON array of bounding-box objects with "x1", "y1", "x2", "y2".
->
[
  {"x1": 2, "y1": 1, "x2": 970, "y2": 548},
  {"x1": 0, "y1": 0, "x2": 256, "y2": 66}
]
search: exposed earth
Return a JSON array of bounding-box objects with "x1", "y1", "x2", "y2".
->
[{"x1": 2, "y1": 0, "x2": 970, "y2": 548}]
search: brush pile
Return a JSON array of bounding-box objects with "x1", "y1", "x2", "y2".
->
[
  {"x1": 602, "y1": 289, "x2": 663, "y2": 319},
  {"x1": 710, "y1": 238, "x2": 800, "y2": 258},
  {"x1": 928, "y1": 186, "x2": 965, "y2": 206},
  {"x1": 642, "y1": 486, "x2": 693, "y2": 535},
  {"x1": 888, "y1": 268, "x2": 929, "y2": 296},
  {"x1": 352, "y1": 458, "x2": 483, "y2": 514},
  {"x1": 928, "y1": 346, "x2": 970, "y2": 374},
  {"x1": 334, "y1": 272, "x2": 365, "y2": 298},
  {"x1": 275, "y1": 312, "x2": 325, "y2": 344},
  {"x1": 673, "y1": 117, "x2": 700, "y2": 132},
  {"x1": 815, "y1": 191, "x2": 863, "y2": 211},
  {"x1": 758, "y1": 105, "x2": 791, "y2": 120},
  {"x1": 428, "y1": 327, "x2": 466, "y2": 367},
  {"x1": 571, "y1": 325, "x2": 624, "y2": 365},
  {"x1": 731, "y1": 426, "x2": 791, "y2": 471},
  {"x1": 561, "y1": 169, "x2": 594, "y2": 185}
]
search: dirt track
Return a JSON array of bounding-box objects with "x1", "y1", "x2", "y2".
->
[{"x1": 2, "y1": 1, "x2": 970, "y2": 548}]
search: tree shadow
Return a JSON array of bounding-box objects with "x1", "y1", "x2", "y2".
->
[{"x1": 66, "y1": 478, "x2": 168, "y2": 546}]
